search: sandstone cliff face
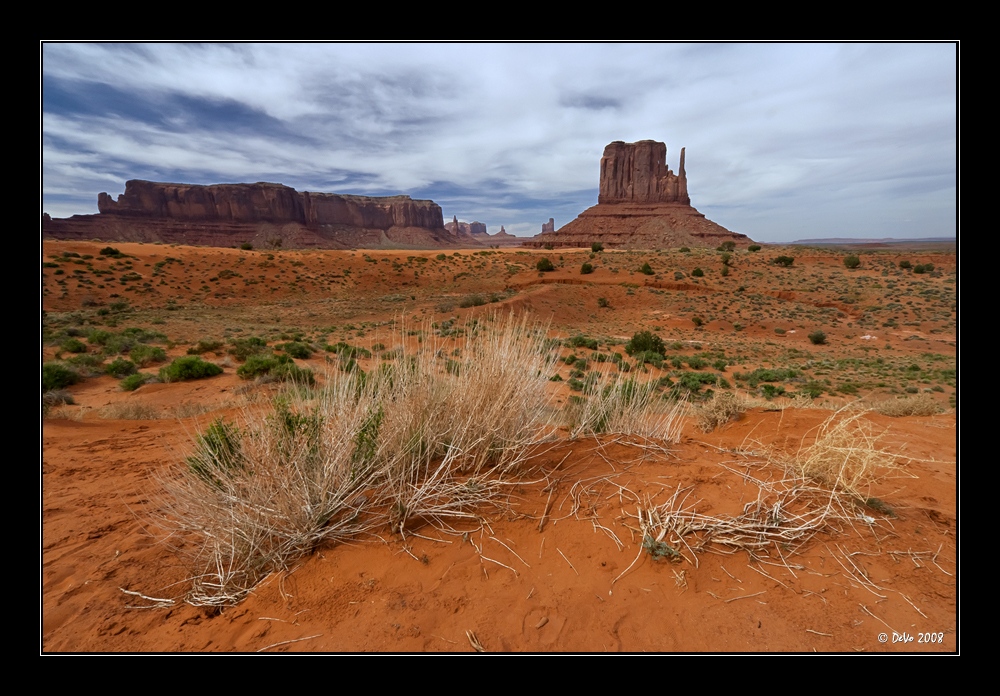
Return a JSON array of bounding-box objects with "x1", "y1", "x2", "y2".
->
[
  {"x1": 50, "y1": 180, "x2": 456, "y2": 250},
  {"x1": 526, "y1": 139, "x2": 748, "y2": 249},
  {"x1": 598, "y1": 140, "x2": 689, "y2": 205}
]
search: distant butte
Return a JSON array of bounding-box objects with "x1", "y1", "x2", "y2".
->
[
  {"x1": 526, "y1": 140, "x2": 751, "y2": 249},
  {"x1": 445, "y1": 216, "x2": 522, "y2": 246},
  {"x1": 43, "y1": 180, "x2": 463, "y2": 250}
]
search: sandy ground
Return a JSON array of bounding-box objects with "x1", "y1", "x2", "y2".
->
[{"x1": 42, "y1": 241, "x2": 957, "y2": 652}]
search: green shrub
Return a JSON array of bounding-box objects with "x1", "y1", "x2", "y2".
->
[
  {"x1": 240, "y1": 242, "x2": 253, "y2": 251},
  {"x1": 60, "y1": 337, "x2": 88, "y2": 354},
  {"x1": 640, "y1": 262, "x2": 654, "y2": 275},
  {"x1": 279, "y1": 341, "x2": 313, "y2": 359},
  {"x1": 633, "y1": 350, "x2": 664, "y2": 368},
  {"x1": 799, "y1": 381, "x2": 825, "y2": 399},
  {"x1": 843, "y1": 254, "x2": 861, "y2": 269},
  {"x1": 748, "y1": 244, "x2": 761, "y2": 252},
  {"x1": 761, "y1": 384, "x2": 786, "y2": 400},
  {"x1": 237, "y1": 353, "x2": 314, "y2": 384},
  {"x1": 187, "y1": 339, "x2": 225, "y2": 355},
  {"x1": 568, "y1": 335, "x2": 598, "y2": 350},
  {"x1": 672, "y1": 371, "x2": 719, "y2": 395},
  {"x1": 106, "y1": 357, "x2": 137, "y2": 378},
  {"x1": 678, "y1": 247, "x2": 691, "y2": 253},
  {"x1": 536, "y1": 257, "x2": 555, "y2": 272},
  {"x1": 581, "y1": 262, "x2": 594, "y2": 275},
  {"x1": 591, "y1": 242, "x2": 604, "y2": 253},
  {"x1": 691, "y1": 316, "x2": 704, "y2": 327},
  {"x1": 130, "y1": 344, "x2": 167, "y2": 367},
  {"x1": 597, "y1": 297, "x2": 610, "y2": 308},
  {"x1": 65, "y1": 354, "x2": 105, "y2": 375},
  {"x1": 686, "y1": 356, "x2": 708, "y2": 369},
  {"x1": 43, "y1": 363, "x2": 80, "y2": 393},
  {"x1": 735, "y1": 367, "x2": 800, "y2": 388},
  {"x1": 88, "y1": 329, "x2": 113, "y2": 346},
  {"x1": 691, "y1": 267, "x2": 704, "y2": 277},
  {"x1": 898, "y1": 260, "x2": 912, "y2": 269},
  {"x1": 773, "y1": 256, "x2": 795, "y2": 267},
  {"x1": 99, "y1": 246, "x2": 122, "y2": 257},
  {"x1": 716, "y1": 241, "x2": 736, "y2": 252},
  {"x1": 720, "y1": 252, "x2": 732, "y2": 266},
  {"x1": 808, "y1": 330, "x2": 827, "y2": 345},
  {"x1": 120, "y1": 373, "x2": 154, "y2": 391},
  {"x1": 625, "y1": 330, "x2": 665, "y2": 357},
  {"x1": 159, "y1": 356, "x2": 223, "y2": 383},
  {"x1": 229, "y1": 337, "x2": 268, "y2": 361}
]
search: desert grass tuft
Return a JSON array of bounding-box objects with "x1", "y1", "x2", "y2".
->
[
  {"x1": 99, "y1": 401, "x2": 160, "y2": 420},
  {"x1": 869, "y1": 393, "x2": 945, "y2": 417},
  {"x1": 567, "y1": 376, "x2": 684, "y2": 445}
]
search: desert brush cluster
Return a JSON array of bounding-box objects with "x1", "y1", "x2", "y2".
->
[{"x1": 155, "y1": 313, "x2": 686, "y2": 605}]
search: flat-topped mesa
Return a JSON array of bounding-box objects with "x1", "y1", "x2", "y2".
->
[
  {"x1": 598, "y1": 140, "x2": 689, "y2": 205},
  {"x1": 49, "y1": 179, "x2": 456, "y2": 249},
  {"x1": 97, "y1": 180, "x2": 443, "y2": 229}
]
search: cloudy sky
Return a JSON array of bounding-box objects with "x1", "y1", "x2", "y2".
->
[{"x1": 42, "y1": 43, "x2": 957, "y2": 242}]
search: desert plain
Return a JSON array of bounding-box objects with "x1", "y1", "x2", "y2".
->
[{"x1": 41, "y1": 239, "x2": 957, "y2": 653}]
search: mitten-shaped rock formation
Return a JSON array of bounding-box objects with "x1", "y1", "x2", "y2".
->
[{"x1": 526, "y1": 140, "x2": 750, "y2": 249}]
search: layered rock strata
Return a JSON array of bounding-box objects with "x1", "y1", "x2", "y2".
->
[
  {"x1": 525, "y1": 140, "x2": 750, "y2": 249},
  {"x1": 45, "y1": 180, "x2": 458, "y2": 249}
]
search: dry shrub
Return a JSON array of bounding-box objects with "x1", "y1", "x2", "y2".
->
[
  {"x1": 870, "y1": 393, "x2": 944, "y2": 417},
  {"x1": 154, "y1": 312, "x2": 560, "y2": 604},
  {"x1": 99, "y1": 401, "x2": 159, "y2": 420},
  {"x1": 638, "y1": 474, "x2": 849, "y2": 567},
  {"x1": 784, "y1": 408, "x2": 903, "y2": 499},
  {"x1": 158, "y1": 397, "x2": 377, "y2": 605},
  {"x1": 695, "y1": 391, "x2": 750, "y2": 432}
]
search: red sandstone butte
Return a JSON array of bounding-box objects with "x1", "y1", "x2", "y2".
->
[{"x1": 526, "y1": 140, "x2": 751, "y2": 249}]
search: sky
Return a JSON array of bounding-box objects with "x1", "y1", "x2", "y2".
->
[{"x1": 41, "y1": 42, "x2": 957, "y2": 242}]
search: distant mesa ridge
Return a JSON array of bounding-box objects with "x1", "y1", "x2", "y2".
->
[
  {"x1": 44, "y1": 180, "x2": 470, "y2": 250},
  {"x1": 527, "y1": 139, "x2": 751, "y2": 249},
  {"x1": 97, "y1": 180, "x2": 443, "y2": 229}
]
